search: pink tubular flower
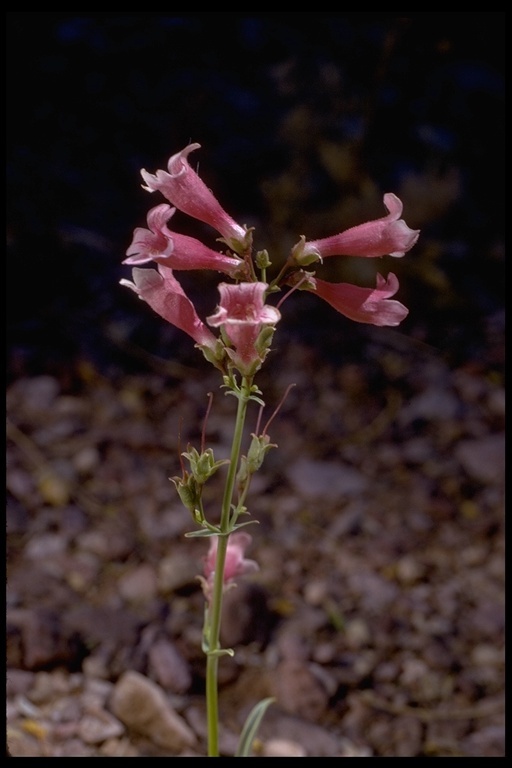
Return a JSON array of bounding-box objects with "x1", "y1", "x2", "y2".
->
[
  {"x1": 202, "y1": 532, "x2": 259, "y2": 603},
  {"x1": 124, "y1": 203, "x2": 244, "y2": 277},
  {"x1": 304, "y1": 272, "x2": 409, "y2": 327},
  {"x1": 291, "y1": 193, "x2": 420, "y2": 264},
  {"x1": 140, "y1": 143, "x2": 249, "y2": 252},
  {"x1": 120, "y1": 264, "x2": 219, "y2": 351},
  {"x1": 207, "y1": 282, "x2": 281, "y2": 375}
]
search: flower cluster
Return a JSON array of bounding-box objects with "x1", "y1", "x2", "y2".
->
[
  {"x1": 121, "y1": 143, "x2": 418, "y2": 374},
  {"x1": 121, "y1": 144, "x2": 419, "y2": 755}
]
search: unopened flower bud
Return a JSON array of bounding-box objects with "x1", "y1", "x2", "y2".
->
[
  {"x1": 290, "y1": 235, "x2": 322, "y2": 266},
  {"x1": 183, "y1": 446, "x2": 228, "y2": 485},
  {"x1": 171, "y1": 473, "x2": 201, "y2": 516},
  {"x1": 246, "y1": 433, "x2": 276, "y2": 474},
  {"x1": 256, "y1": 249, "x2": 271, "y2": 269}
]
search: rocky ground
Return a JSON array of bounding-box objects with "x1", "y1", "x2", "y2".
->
[{"x1": 6, "y1": 318, "x2": 505, "y2": 757}]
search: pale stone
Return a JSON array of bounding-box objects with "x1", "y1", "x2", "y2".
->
[
  {"x1": 109, "y1": 670, "x2": 196, "y2": 753},
  {"x1": 262, "y1": 737, "x2": 307, "y2": 756}
]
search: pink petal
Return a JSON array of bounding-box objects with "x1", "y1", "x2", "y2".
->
[
  {"x1": 310, "y1": 272, "x2": 409, "y2": 326},
  {"x1": 294, "y1": 193, "x2": 419, "y2": 261},
  {"x1": 141, "y1": 143, "x2": 247, "y2": 249},
  {"x1": 121, "y1": 266, "x2": 218, "y2": 349}
]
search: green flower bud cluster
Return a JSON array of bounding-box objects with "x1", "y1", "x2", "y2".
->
[{"x1": 171, "y1": 446, "x2": 228, "y2": 528}]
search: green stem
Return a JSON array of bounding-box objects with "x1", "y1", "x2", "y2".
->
[
  {"x1": 205, "y1": 376, "x2": 253, "y2": 757},
  {"x1": 268, "y1": 256, "x2": 295, "y2": 292}
]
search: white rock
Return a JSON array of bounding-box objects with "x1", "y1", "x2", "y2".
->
[
  {"x1": 261, "y1": 737, "x2": 307, "y2": 756},
  {"x1": 148, "y1": 637, "x2": 192, "y2": 694},
  {"x1": 117, "y1": 564, "x2": 158, "y2": 603},
  {"x1": 455, "y1": 433, "x2": 505, "y2": 484},
  {"x1": 109, "y1": 670, "x2": 196, "y2": 753},
  {"x1": 78, "y1": 708, "x2": 124, "y2": 744}
]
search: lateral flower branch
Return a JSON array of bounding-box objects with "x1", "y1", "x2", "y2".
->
[{"x1": 121, "y1": 142, "x2": 419, "y2": 757}]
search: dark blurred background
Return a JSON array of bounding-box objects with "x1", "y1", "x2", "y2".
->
[{"x1": 6, "y1": 12, "x2": 505, "y2": 384}]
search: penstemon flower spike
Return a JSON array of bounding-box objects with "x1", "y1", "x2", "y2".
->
[{"x1": 121, "y1": 143, "x2": 419, "y2": 757}]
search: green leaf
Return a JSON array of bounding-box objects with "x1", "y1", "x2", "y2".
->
[
  {"x1": 230, "y1": 520, "x2": 259, "y2": 532},
  {"x1": 248, "y1": 394, "x2": 266, "y2": 407},
  {"x1": 235, "y1": 697, "x2": 275, "y2": 757},
  {"x1": 207, "y1": 647, "x2": 235, "y2": 659},
  {"x1": 183, "y1": 527, "x2": 221, "y2": 538}
]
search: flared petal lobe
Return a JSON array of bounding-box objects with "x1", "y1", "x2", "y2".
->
[{"x1": 125, "y1": 203, "x2": 175, "y2": 263}]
